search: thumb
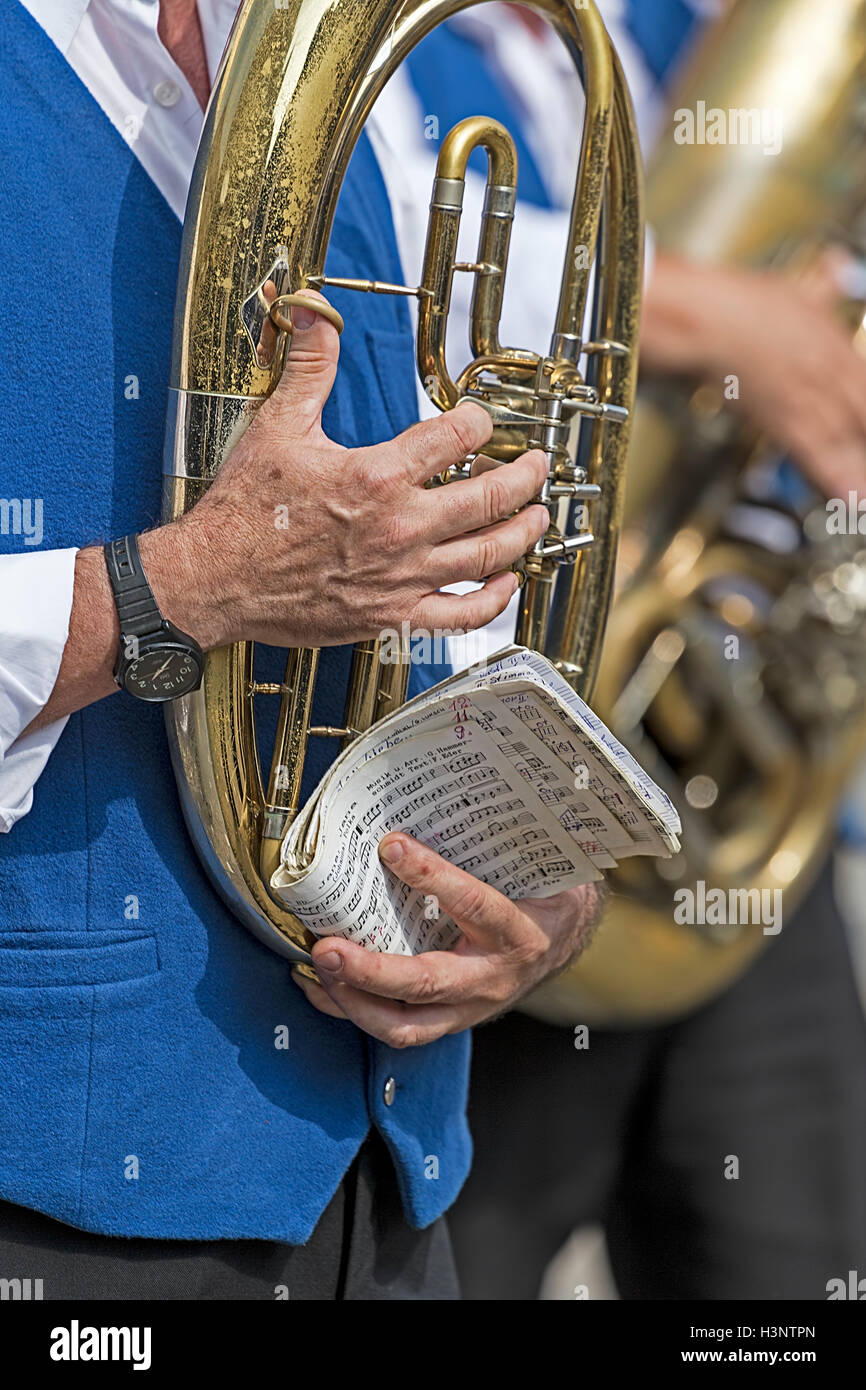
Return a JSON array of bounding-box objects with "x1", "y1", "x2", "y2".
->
[{"x1": 270, "y1": 289, "x2": 341, "y2": 436}]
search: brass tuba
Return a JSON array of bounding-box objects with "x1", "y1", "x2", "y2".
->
[
  {"x1": 525, "y1": 0, "x2": 866, "y2": 1027},
  {"x1": 162, "y1": 1, "x2": 644, "y2": 963}
]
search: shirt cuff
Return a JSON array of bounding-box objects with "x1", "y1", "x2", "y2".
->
[{"x1": 0, "y1": 547, "x2": 79, "y2": 831}]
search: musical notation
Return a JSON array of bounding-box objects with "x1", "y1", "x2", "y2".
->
[{"x1": 270, "y1": 647, "x2": 681, "y2": 956}]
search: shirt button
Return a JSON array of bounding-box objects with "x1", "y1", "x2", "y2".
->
[
  {"x1": 153, "y1": 80, "x2": 182, "y2": 108},
  {"x1": 383, "y1": 1076, "x2": 397, "y2": 1107}
]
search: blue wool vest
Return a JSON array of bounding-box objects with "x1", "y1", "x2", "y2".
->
[{"x1": 0, "y1": 4, "x2": 470, "y2": 1241}]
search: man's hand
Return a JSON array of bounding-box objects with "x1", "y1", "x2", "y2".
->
[
  {"x1": 25, "y1": 292, "x2": 547, "y2": 736},
  {"x1": 641, "y1": 250, "x2": 866, "y2": 499},
  {"x1": 142, "y1": 292, "x2": 549, "y2": 651},
  {"x1": 293, "y1": 832, "x2": 602, "y2": 1046}
]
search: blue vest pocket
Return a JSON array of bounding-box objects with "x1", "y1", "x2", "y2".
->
[{"x1": 0, "y1": 932, "x2": 159, "y2": 989}]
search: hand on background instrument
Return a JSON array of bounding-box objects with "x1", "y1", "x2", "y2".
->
[
  {"x1": 142, "y1": 291, "x2": 549, "y2": 651},
  {"x1": 293, "y1": 832, "x2": 602, "y2": 1045},
  {"x1": 640, "y1": 249, "x2": 866, "y2": 499}
]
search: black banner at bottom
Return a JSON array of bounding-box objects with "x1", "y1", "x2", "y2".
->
[{"x1": 2, "y1": 1298, "x2": 862, "y2": 1375}]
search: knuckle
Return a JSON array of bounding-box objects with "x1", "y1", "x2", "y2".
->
[
  {"x1": 386, "y1": 1023, "x2": 425, "y2": 1050},
  {"x1": 454, "y1": 604, "x2": 480, "y2": 633},
  {"x1": 483, "y1": 473, "x2": 511, "y2": 526},
  {"x1": 398, "y1": 430, "x2": 423, "y2": 476},
  {"x1": 407, "y1": 967, "x2": 442, "y2": 1003},
  {"x1": 531, "y1": 448, "x2": 549, "y2": 482},
  {"x1": 379, "y1": 510, "x2": 412, "y2": 555},
  {"x1": 480, "y1": 972, "x2": 516, "y2": 1008},
  {"x1": 508, "y1": 929, "x2": 548, "y2": 971},
  {"x1": 524, "y1": 450, "x2": 548, "y2": 492},
  {"x1": 527, "y1": 504, "x2": 548, "y2": 541},
  {"x1": 358, "y1": 454, "x2": 396, "y2": 502},
  {"x1": 406, "y1": 851, "x2": 436, "y2": 891},
  {"x1": 442, "y1": 410, "x2": 479, "y2": 461},
  {"x1": 451, "y1": 879, "x2": 489, "y2": 923},
  {"x1": 474, "y1": 534, "x2": 498, "y2": 580}
]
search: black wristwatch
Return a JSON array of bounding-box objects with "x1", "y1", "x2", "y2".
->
[{"x1": 104, "y1": 534, "x2": 204, "y2": 703}]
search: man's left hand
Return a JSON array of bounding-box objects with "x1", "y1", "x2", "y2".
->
[{"x1": 294, "y1": 832, "x2": 602, "y2": 1046}]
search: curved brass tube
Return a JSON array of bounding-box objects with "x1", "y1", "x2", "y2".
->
[{"x1": 163, "y1": 0, "x2": 644, "y2": 963}]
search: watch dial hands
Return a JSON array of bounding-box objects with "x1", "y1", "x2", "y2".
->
[{"x1": 151, "y1": 656, "x2": 175, "y2": 683}]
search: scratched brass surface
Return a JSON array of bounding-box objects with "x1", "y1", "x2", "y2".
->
[{"x1": 163, "y1": 0, "x2": 644, "y2": 962}]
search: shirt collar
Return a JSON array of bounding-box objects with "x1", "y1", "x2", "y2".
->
[
  {"x1": 19, "y1": 0, "x2": 241, "y2": 81},
  {"x1": 18, "y1": 0, "x2": 93, "y2": 55}
]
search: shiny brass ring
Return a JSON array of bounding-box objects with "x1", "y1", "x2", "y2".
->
[{"x1": 268, "y1": 293, "x2": 345, "y2": 336}]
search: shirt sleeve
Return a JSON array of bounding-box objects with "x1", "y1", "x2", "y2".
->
[{"x1": 0, "y1": 548, "x2": 78, "y2": 832}]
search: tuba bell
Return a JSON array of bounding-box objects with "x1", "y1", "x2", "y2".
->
[
  {"x1": 524, "y1": 0, "x2": 866, "y2": 1027},
  {"x1": 162, "y1": 0, "x2": 645, "y2": 964}
]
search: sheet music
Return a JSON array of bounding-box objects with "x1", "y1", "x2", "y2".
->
[
  {"x1": 273, "y1": 704, "x2": 601, "y2": 954},
  {"x1": 439, "y1": 652, "x2": 679, "y2": 850},
  {"x1": 271, "y1": 648, "x2": 682, "y2": 956}
]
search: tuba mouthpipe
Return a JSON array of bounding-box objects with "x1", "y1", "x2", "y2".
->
[{"x1": 418, "y1": 116, "x2": 519, "y2": 411}]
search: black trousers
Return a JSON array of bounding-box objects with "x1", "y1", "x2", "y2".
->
[
  {"x1": 0, "y1": 1131, "x2": 459, "y2": 1301},
  {"x1": 449, "y1": 860, "x2": 866, "y2": 1300}
]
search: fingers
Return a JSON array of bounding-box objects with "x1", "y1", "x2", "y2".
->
[
  {"x1": 268, "y1": 289, "x2": 341, "y2": 437},
  {"x1": 301, "y1": 970, "x2": 465, "y2": 1048},
  {"x1": 427, "y1": 505, "x2": 548, "y2": 588},
  {"x1": 394, "y1": 400, "x2": 494, "y2": 483},
  {"x1": 311, "y1": 936, "x2": 492, "y2": 1006},
  {"x1": 424, "y1": 450, "x2": 548, "y2": 542},
  {"x1": 413, "y1": 570, "x2": 519, "y2": 633},
  {"x1": 291, "y1": 969, "x2": 349, "y2": 1019},
  {"x1": 376, "y1": 833, "x2": 530, "y2": 952}
]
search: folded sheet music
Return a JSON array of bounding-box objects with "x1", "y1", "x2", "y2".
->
[{"x1": 271, "y1": 647, "x2": 681, "y2": 955}]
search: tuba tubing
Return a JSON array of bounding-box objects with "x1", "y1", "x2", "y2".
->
[{"x1": 162, "y1": 0, "x2": 644, "y2": 964}]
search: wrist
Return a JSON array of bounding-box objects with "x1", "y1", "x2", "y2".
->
[{"x1": 137, "y1": 520, "x2": 230, "y2": 652}]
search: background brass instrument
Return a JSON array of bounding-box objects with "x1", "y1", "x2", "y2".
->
[
  {"x1": 162, "y1": 0, "x2": 644, "y2": 963},
  {"x1": 525, "y1": 0, "x2": 866, "y2": 1027}
]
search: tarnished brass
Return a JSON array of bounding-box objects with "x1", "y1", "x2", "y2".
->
[
  {"x1": 163, "y1": 0, "x2": 644, "y2": 963},
  {"x1": 525, "y1": 0, "x2": 866, "y2": 1026}
]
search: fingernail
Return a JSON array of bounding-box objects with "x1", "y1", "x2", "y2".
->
[
  {"x1": 454, "y1": 399, "x2": 490, "y2": 426},
  {"x1": 292, "y1": 304, "x2": 318, "y2": 330},
  {"x1": 379, "y1": 836, "x2": 404, "y2": 865},
  {"x1": 316, "y1": 951, "x2": 342, "y2": 974}
]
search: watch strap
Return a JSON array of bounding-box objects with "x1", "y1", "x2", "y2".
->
[{"x1": 104, "y1": 534, "x2": 164, "y2": 640}]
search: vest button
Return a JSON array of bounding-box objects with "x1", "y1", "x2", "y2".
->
[
  {"x1": 153, "y1": 80, "x2": 182, "y2": 108},
  {"x1": 383, "y1": 1076, "x2": 397, "y2": 1107}
]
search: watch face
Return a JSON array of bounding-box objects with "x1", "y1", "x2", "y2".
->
[{"x1": 124, "y1": 646, "x2": 202, "y2": 702}]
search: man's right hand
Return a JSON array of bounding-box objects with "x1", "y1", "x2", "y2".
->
[{"x1": 142, "y1": 293, "x2": 548, "y2": 652}]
